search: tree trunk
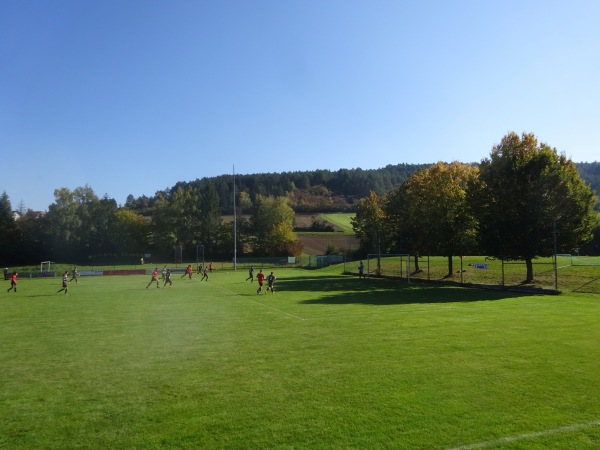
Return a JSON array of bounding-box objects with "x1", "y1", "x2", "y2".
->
[
  {"x1": 525, "y1": 258, "x2": 534, "y2": 283},
  {"x1": 447, "y1": 254, "x2": 453, "y2": 277},
  {"x1": 413, "y1": 254, "x2": 420, "y2": 272}
]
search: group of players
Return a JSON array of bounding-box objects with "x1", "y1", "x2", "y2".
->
[
  {"x1": 145, "y1": 264, "x2": 277, "y2": 294},
  {"x1": 146, "y1": 263, "x2": 213, "y2": 289},
  {"x1": 245, "y1": 265, "x2": 276, "y2": 294},
  {"x1": 4, "y1": 267, "x2": 80, "y2": 295},
  {"x1": 5, "y1": 264, "x2": 277, "y2": 295}
]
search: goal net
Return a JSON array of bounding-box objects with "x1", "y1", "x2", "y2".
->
[{"x1": 40, "y1": 261, "x2": 55, "y2": 274}]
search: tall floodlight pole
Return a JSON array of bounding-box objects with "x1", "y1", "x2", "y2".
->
[{"x1": 233, "y1": 165, "x2": 237, "y2": 270}]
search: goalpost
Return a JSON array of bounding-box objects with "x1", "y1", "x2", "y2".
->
[
  {"x1": 366, "y1": 254, "x2": 411, "y2": 282},
  {"x1": 40, "y1": 261, "x2": 55, "y2": 274}
]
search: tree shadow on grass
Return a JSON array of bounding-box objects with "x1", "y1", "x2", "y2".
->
[{"x1": 276, "y1": 275, "x2": 546, "y2": 306}]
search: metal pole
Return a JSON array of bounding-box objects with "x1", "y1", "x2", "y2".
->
[
  {"x1": 233, "y1": 165, "x2": 237, "y2": 271},
  {"x1": 554, "y1": 218, "x2": 558, "y2": 290}
]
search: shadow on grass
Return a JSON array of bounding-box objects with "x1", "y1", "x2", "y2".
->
[{"x1": 276, "y1": 275, "x2": 545, "y2": 306}]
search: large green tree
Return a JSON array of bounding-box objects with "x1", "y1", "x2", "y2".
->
[
  {"x1": 351, "y1": 191, "x2": 389, "y2": 261},
  {"x1": 403, "y1": 162, "x2": 480, "y2": 276},
  {"x1": 112, "y1": 209, "x2": 149, "y2": 258},
  {"x1": 250, "y1": 195, "x2": 301, "y2": 256},
  {"x1": 471, "y1": 132, "x2": 597, "y2": 282},
  {"x1": 46, "y1": 187, "x2": 88, "y2": 261},
  {"x1": 149, "y1": 193, "x2": 178, "y2": 259},
  {"x1": 384, "y1": 185, "x2": 421, "y2": 272},
  {"x1": 198, "y1": 183, "x2": 223, "y2": 259},
  {"x1": 0, "y1": 192, "x2": 20, "y2": 263}
]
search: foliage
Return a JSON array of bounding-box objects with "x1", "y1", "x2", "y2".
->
[
  {"x1": 576, "y1": 161, "x2": 600, "y2": 208},
  {"x1": 0, "y1": 192, "x2": 19, "y2": 262},
  {"x1": 2, "y1": 152, "x2": 599, "y2": 265},
  {"x1": 471, "y1": 132, "x2": 597, "y2": 282},
  {"x1": 351, "y1": 191, "x2": 388, "y2": 260},
  {"x1": 402, "y1": 162, "x2": 480, "y2": 276},
  {"x1": 158, "y1": 163, "x2": 432, "y2": 214},
  {"x1": 250, "y1": 195, "x2": 302, "y2": 256}
]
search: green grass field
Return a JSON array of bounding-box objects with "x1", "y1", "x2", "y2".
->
[
  {"x1": 1, "y1": 266, "x2": 600, "y2": 449},
  {"x1": 319, "y1": 213, "x2": 355, "y2": 233}
]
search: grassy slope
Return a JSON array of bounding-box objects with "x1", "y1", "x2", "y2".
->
[
  {"x1": 1, "y1": 268, "x2": 599, "y2": 449},
  {"x1": 296, "y1": 212, "x2": 358, "y2": 255},
  {"x1": 319, "y1": 212, "x2": 355, "y2": 232}
]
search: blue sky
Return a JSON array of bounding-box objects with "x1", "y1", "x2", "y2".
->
[{"x1": 2, "y1": 0, "x2": 599, "y2": 212}]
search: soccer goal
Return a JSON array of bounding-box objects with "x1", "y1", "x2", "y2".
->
[
  {"x1": 554, "y1": 253, "x2": 574, "y2": 269},
  {"x1": 366, "y1": 254, "x2": 411, "y2": 282},
  {"x1": 40, "y1": 261, "x2": 55, "y2": 274}
]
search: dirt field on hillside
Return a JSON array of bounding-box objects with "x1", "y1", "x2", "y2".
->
[{"x1": 297, "y1": 233, "x2": 359, "y2": 256}]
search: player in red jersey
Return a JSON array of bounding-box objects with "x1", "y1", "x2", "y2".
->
[
  {"x1": 147, "y1": 268, "x2": 160, "y2": 288},
  {"x1": 7, "y1": 272, "x2": 17, "y2": 293},
  {"x1": 256, "y1": 270, "x2": 266, "y2": 294}
]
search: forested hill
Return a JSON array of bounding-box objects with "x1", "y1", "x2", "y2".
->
[
  {"x1": 130, "y1": 163, "x2": 432, "y2": 213},
  {"x1": 127, "y1": 162, "x2": 600, "y2": 214},
  {"x1": 576, "y1": 162, "x2": 600, "y2": 198}
]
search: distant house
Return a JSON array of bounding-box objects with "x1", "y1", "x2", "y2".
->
[{"x1": 11, "y1": 210, "x2": 45, "y2": 220}]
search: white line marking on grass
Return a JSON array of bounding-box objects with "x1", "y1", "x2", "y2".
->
[
  {"x1": 246, "y1": 298, "x2": 306, "y2": 321},
  {"x1": 449, "y1": 420, "x2": 600, "y2": 450},
  {"x1": 211, "y1": 282, "x2": 305, "y2": 321},
  {"x1": 308, "y1": 308, "x2": 458, "y2": 321}
]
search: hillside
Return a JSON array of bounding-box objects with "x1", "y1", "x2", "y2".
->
[{"x1": 129, "y1": 162, "x2": 599, "y2": 215}]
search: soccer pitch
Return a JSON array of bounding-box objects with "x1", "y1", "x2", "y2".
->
[{"x1": 1, "y1": 266, "x2": 600, "y2": 449}]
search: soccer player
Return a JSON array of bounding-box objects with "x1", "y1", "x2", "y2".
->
[
  {"x1": 256, "y1": 269, "x2": 265, "y2": 294},
  {"x1": 358, "y1": 261, "x2": 365, "y2": 279},
  {"x1": 266, "y1": 271, "x2": 276, "y2": 294},
  {"x1": 57, "y1": 271, "x2": 69, "y2": 294},
  {"x1": 163, "y1": 269, "x2": 173, "y2": 288},
  {"x1": 246, "y1": 265, "x2": 255, "y2": 282},
  {"x1": 181, "y1": 264, "x2": 193, "y2": 279},
  {"x1": 200, "y1": 266, "x2": 209, "y2": 282},
  {"x1": 70, "y1": 267, "x2": 79, "y2": 284},
  {"x1": 147, "y1": 268, "x2": 160, "y2": 288},
  {"x1": 7, "y1": 272, "x2": 17, "y2": 293},
  {"x1": 161, "y1": 266, "x2": 167, "y2": 280}
]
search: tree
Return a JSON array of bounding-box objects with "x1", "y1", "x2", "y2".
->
[
  {"x1": 150, "y1": 193, "x2": 178, "y2": 259},
  {"x1": 471, "y1": 132, "x2": 597, "y2": 282},
  {"x1": 384, "y1": 184, "x2": 421, "y2": 272},
  {"x1": 112, "y1": 209, "x2": 149, "y2": 258},
  {"x1": 250, "y1": 195, "x2": 300, "y2": 256},
  {"x1": 403, "y1": 162, "x2": 479, "y2": 277},
  {"x1": 0, "y1": 192, "x2": 20, "y2": 263},
  {"x1": 351, "y1": 191, "x2": 388, "y2": 273},
  {"x1": 171, "y1": 186, "x2": 202, "y2": 252},
  {"x1": 198, "y1": 183, "x2": 223, "y2": 258},
  {"x1": 46, "y1": 187, "x2": 86, "y2": 261}
]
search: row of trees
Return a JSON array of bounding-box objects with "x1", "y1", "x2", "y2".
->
[
  {"x1": 123, "y1": 161, "x2": 599, "y2": 215},
  {"x1": 352, "y1": 133, "x2": 599, "y2": 282},
  {"x1": 0, "y1": 184, "x2": 301, "y2": 265},
  {"x1": 2, "y1": 132, "x2": 598, "y2": 271},
  {"x1": 124, "y1": 163, "x2": 434, "y2": 214}
]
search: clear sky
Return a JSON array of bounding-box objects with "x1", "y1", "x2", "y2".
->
[{"x1": 2, "y1": 0, "x2": 599, "y2": 212}]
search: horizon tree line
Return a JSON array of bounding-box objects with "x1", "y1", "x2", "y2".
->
[{"x1": 1, "y1": 132, "x2": 599, "y2": 272}]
